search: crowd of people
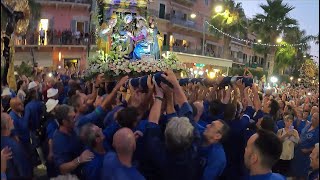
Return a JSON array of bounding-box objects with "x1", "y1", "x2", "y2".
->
[{"x1": 1, "y1": 68, "x2": 319, "y2": 180}]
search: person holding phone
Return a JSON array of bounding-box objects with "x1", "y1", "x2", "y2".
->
[{"x1": 273, "y1": 114, "x2": 300, "y2": 177}]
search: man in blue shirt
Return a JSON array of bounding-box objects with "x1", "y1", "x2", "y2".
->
[
  {"x1": 140, "y1": 71, "x2": 201, "y2": 180},
  {"x1": 244, "y1": 129, "x2": 285, "y2": 180},
  {"x1": 1, "y1": 112, "x2": 33, "y2": 179},
  {"x1": 70, "y1": 75, "x2": 128, "y2": 134},
  {"x1": 52, "y1": 105, "x2": 94, "y2": 177},
  {"x1": 200, "y1": 119, "x2": 229, "y2": 180},
  {"x1": 101, "y1": 127, "x2": 145, "y2": 180},
  {"x1": 79, "y1": 123, "x2": 107, "y2": 180},
  {"x1": 9, "y1": 98, "x2": 30, "y2": 151}
]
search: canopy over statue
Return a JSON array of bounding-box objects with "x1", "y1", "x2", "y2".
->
[{"x1": 97, "y1": 0, "x2": 162, "y2": 61}]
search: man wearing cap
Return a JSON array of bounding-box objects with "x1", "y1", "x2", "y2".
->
[
  {"x1": 47, "y1": 88, "x2": 59, "y2": 101},
  {"x1": 1, "y1": 87, "x2": 12, "y2": 112},
  {"x1": 42, "y1": 77, "x2": 55, "y2": 102},
  {"x1": 44, "y1": 99, "x2": 59, "y2": 178}
]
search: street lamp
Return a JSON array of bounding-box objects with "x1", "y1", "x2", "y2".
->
[
  {"x1": 190, "y1": 13, "x2": 197, "y2": 19},
  {"x1": 290, "y1": 76, "x2": 293, "y2": 81},
  {"x1": 298, "y1": 78, "x2": 301, "y2": 82},
  {"x1": 215, "y1": 5, "x2": 223, "y2": 13},
  {"x1": 276, "y1": 37, "x2": 283, "y2": 43},
  {"x1": 257, "y1": 39, "x2": 262, "y2": 43}
]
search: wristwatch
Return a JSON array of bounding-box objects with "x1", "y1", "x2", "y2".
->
[{"x1": 155, "y1": 96, "x2": 164, "y2": 101}]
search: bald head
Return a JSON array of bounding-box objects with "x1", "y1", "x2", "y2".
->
[
  {"x1": 113, "y1": 128, "x2": 136, "y2": 155},
  {"x1": 10, "y1": 97, "x2": 24, "y2": 112}
]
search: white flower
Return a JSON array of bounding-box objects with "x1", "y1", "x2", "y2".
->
[{"x1": 125, "y1": 68, "x2": 131, "y2": 73}]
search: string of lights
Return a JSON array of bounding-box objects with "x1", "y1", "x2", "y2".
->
[{"x1": 205, "y1": 21, "x2": 308, "y2": 47}]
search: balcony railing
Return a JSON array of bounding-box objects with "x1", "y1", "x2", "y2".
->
[
  {"x1": 172, "y1": 0, "x2": 196, "y2": 6},
  {"x1": 231, "y1": 38, "x2": 247, "y2": 46},
  {"x1": 14, "y1": 30, "x2": 96, "y2": 46},
  {"x1": 171, "y1": 17, "x2": 196, "y2": 29},
  {"x1": 36, "y1": 0, "x2": 91, "y2": 4}
]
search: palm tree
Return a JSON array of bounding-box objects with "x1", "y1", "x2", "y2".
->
[
  {"x1": 250, "y1": 0, "x2": 298, "y2": 76},
  {"x1": 274, "y1": 42, "x2": 296, "y2": 75},
  {"x1": 284, "y1": 28, "x2": 313, "y2": 74},
  {"x1": 209, "y1": 0, "x2": 247, "y2": 60}
]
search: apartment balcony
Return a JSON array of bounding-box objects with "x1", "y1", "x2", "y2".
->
[
  {"x1": 35, "y1": 0, "x2": 91, "y2": 9},
  {"x1": 171, "y1": 17, "x2": 196, "y2": 29},
  {"x1": 148, "y1": 9, "x2": 171, "y2": 20},
  {"x1": 231, "y1": 38, "x2": 247, "y2": 46},
  {"x1": 172, "y1": 0, "x2": 196, "y2": 7},
  {"x1": 14, "y1": 31, "x2": 96, "y2": 51}
]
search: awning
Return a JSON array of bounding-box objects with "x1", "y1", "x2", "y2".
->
[{"x1": 170, "y1": 52, "x2": 233, "y2": 68}]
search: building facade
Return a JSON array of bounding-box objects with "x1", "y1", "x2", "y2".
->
[
  {"x1": 13, "y1": 0, "x2": 94, "y2": 70},
  {"x1": 10, "y1": 0, "x2": 266, "y2": 71}
]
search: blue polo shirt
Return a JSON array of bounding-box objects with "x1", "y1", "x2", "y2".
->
[
  {"x1": 75, "y1": 106, "x2": 106, "y2": 135},
  {"x1": 1, "y1": 136, "x2": 33, "y2": 179},
  {"x1": 52, "y1": 130, "x2": 84, "y2": 176},
  {"x1": 199, "y1": 143, "x2": 226, "y2": 180},
  {"x1": 223, "y1": 106, "x2": 256, "y2": 179},
  {"x1": 9, "y1": 111, "x2": 30, "y2": 148},
  {"x1": 46, "y1": 118, "x2": 59, "y2": 140},
  {"x1": 82, "y1": 148, "x2": 105, "y2": 180},
  {"x1": 24, "y1": 100, "x2": 44, "y2": 131},
  {"x1": 246, "y1": 172, "x2": 285, "y2": 180},
  {"x1": 293, "y1": 119, "x2": 308, "y2": 134},
  {"x1": 101, "y1": 151, "x2": 145, "y2": 180}
]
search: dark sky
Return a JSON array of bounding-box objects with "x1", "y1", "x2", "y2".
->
[{"x1": 235, "y1": 0, "x2": 319, "y2": 62}]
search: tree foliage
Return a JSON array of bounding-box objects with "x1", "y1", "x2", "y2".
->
[
  {"x1": 299, "y1": 59, "x2": 319, "y2": 82},
  {"x1": 274, "y1": 42, "x2": 296, "y2": 74},
  {"x1": 249, "y1": 0, "x2": 298, "y2": 74},
  {"x1": 209, "y1": 0, "x2": 247, "y2": 59}
]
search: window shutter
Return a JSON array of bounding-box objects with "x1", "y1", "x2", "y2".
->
[
  {"x1": 84, "y1": 21, "x2": 89, "y2": 33},
  {"x1": 71, "y1": 20, "x2": 77, "y2": 32}
]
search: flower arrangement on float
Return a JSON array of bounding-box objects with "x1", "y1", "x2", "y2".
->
[{"x1": 84, "y1": 50, "x2": 186, "y2": 80}]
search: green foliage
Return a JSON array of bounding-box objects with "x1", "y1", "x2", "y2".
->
[
  {"x1": 274, "y1": 42, "x2": 296, "y2": 73},
  {"x1": 300, "y1": 59, "x2": 319, "y2": 81},
  {"x1": 249, "y1": 0, "x2": 298, "y2": 74},
  {"x1": 210, "y1": 0, "x2": 247, "y2": 36},
  {"x1": 16, "y1": 61, "x2": 33, "y2": 77}
]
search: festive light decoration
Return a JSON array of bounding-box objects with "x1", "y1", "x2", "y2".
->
[{"x1": 205, "y1": 21, "x2": 307, "y2": 47}]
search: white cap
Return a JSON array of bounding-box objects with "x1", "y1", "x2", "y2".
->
[
  {"x1": 47, "y1": 88, "x2": 58, "y2": 98},
  {"x1": 28, "y1": 81, "x2": 38, "y2": 90},
  {"x1": 1, "y1": 87, "x2": 12, "y2": 97},
  {"x1": 46, "y1": 99, "x2": 59, "y2": 113}
]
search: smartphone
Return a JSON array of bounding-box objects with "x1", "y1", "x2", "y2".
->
[{"x1": 289, "y1": 126, "x2": 294, "y2": 131}]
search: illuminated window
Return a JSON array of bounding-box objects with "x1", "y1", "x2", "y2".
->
[{"x1": 39, "y1": 19, "x2": 49, "y2": 45}]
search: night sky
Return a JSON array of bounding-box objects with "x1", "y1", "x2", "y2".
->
[{"x1": 235, "y1": 0, "x2": 319, "y2": 63}]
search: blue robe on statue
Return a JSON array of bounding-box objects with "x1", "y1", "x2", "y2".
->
[{"x1": 133, "y1": 27, "x2": 150, "y2": 60}]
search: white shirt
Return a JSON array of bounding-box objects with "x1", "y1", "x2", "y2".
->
[{"x1": 40, "y1": 29, "x2": 45, "y2": 37}]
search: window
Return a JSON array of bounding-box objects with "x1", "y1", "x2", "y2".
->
[
  {"x1": 159, "y1": 4, "x2": 165, "y2": 19},
  {"x1": 183, "y1": 14, "x2": 187, "y2": 21},
  {"x1": 205, "y1": 0, "x2": 208, "y2": 5}
]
